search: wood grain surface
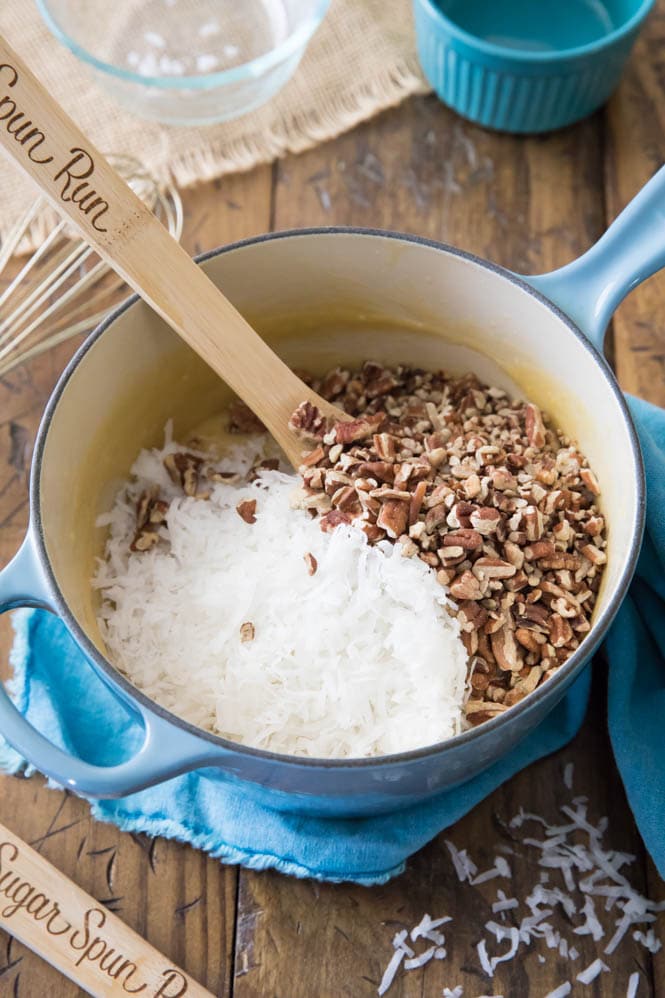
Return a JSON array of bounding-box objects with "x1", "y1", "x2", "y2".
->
[{"x1": 1, "y1": 3, "x2": 664, "y2": 994}]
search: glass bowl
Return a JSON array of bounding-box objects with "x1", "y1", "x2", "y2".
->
[{"x1": 37, "y1": 0, "x2": 330, "y2": 125}]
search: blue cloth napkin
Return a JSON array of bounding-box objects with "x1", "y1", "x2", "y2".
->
[{"x1": 0, "y1": 396, "x2": 662, "y2": 886}]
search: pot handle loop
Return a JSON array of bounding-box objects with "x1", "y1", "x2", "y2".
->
[
  {"x1": 0, "y1": 532, "x2": 220, "y2": 798},
  {"x1": 523, "y1": 165, "x2": 665, "y2": 350}
]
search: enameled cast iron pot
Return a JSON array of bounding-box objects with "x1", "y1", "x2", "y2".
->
[{"x1": 0, "y1": 168, "x2": 663, "y2": 817}]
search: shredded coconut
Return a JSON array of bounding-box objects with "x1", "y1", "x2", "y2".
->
[
  {"x1": 492, "y1": 892, "x2": 519, "y2": 914},
  {"x1": 445, "y1": 841, "x2": 478, "y2": 883},
  {"x1": 632, "y1": 928, "x2": 661, "y2": 954},
  {"x1": 379, "y1": 916, "x2": 450, "y2": 995},
  {"x1": 404, "y1": 946, "x2": 438, "y2": 969},
  {"x1": 378, "y1": 949, "x2": 404, "y2": 997},
  {"x1": 471, "y1": 857, "x2": 511, "y2": 885},
  {"x1": 95, "y1": 436, "x2": 469, "y2": 758},
  {"x1": 576, "y1": 958, "x2": 609, "y2": 984},
  {"x1": 627, "y1": 971, "x2": 640, "y2": 997},
  {"x1": 377, "y1": 773, "x2": 663, "y2": 995},
  {"x1": 544, "y1": 985, "x2": 571, "y2": 998},
  {"x1": 411, "y1": 914, "x2": 451, "y2": 945}
]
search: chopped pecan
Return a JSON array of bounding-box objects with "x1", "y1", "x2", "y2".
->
[
  {"x1": 491, "y1": 468, "x2": 517, "y2": 491},
  {"x1": 448, "y1": 501, "x2": 477, "y2": 530},
  {"x1": 398, "y1": 535, "x2": 418, "y2": 558},
  {"x1": 580, "y1": 467, "x2": 601, "y2": 495},
  {"x1": 236, "y1": 498, "x2": 257, "y2": 524},
  {"x1": 376, "y1": 498, "x2": 409, "y2": 539},
  {"x1": 503, "y1": 540, "x2": 525, "y2": 569},
  {"x1": 550, "y1": 614, "x2": 573, "y2": 648},
  {"x1": 131, "y1": 529, "x2": 159, "y2": 552},
  {"x1": 472, "y1": 557, "x2": 517, "y2": 580},
  {"x1": 580, "y1": 543, "x2": 607, "y2": 566},
  {"x1": 524, "y1": 402, "x2": 546, "y2": 448},
  {"x1": 333, "y1": 486, "x2": 362, "y2": 514},
  {"x1": 470, "y1": 669, "x2": 490, "y2": 692},
  {"x1": 439, "y1": 546, "x2": 465, "y2": 562},
  {"x1": 469, "y1": 507, "x2": 501, "y2": 535},
  {"x1": 304, "y1": 552, "x2": 318, "y2": 576},
  {"x1": 240, "y1": 621, "x2": 255, "y2": 643},
  {"x1": 355, "y1": 461, "x2": 395, "y2": 482},
  {"x1": 524, "y1": 539, "x2": 555, "y2": 561},
  {"x1": 515, "y1": 627, "x2": 545, "y2": 653},
  {"x1": 425, "y1": 503, "x2": 449, "y2": 533},
  {"x1": 363, "y1": 523, "x2": 386, "y2": 543},
  {"x1": 255, "y1": 457, "x2": 280, "y2": 474},
  {"x1": 537, "y1": 553, "x2": 581, "y2": 571},
  {"x1": 465, "y1": 700, "x2": 508, "y2": 717},
  {"x1": 320, "y1": 509, "x2": 352, "y2": 533},
  {"x1": 373, "y1": 433, "x2": 398, "y2": 460},
  {"x1": 550, "y1": 597, "x2": 578, "y2": 619},
  {"x1": 457, "y1": 600, "x2": 489, "y2": 631},
  {"x1": 583, "y1": 515, "x2": 605, "y2": 537},
  {"x1": 504, "y1": 569, "x2": 529, "y2": 592},
  {"x1": 164, "y1": 452, "x2": 208, "y2": 498},
  {"x1": 491, "y1": 625, "x2": 522, "y2": 672},
  {"x1": 334, "y1": 414, "x2": 385, "y2": 444},
  {"x1": 523, "y1": 505, "x2": 543, "y2": 542},
  {"x1": 519, "y1": 602, "x2": 551, "y2": 629},
  {"x1": 289, "y1": 401, "x2": 327, "y2": 440},
  {"x1": 408, "y1": 479, "x2": 428, "y2": 525},
  {"x1": 229, "y1": 400, "x2": 265, "y2": 434},
  {"x1": 368, "y1": 486, "x2": 412, "y2": 501},
  {"x1": 319, "y1": 368, "x2": 349, "y2": 399},
  {"x1": 300, "y1": 446, "x2": 326, "y2": 468},
  {"x1": 365, "y1": 368, "x2": 399, "y2": 398},
  {"x1": 450, "y1": 570, "x2": 484, "y2": 600},
  {"x1": 444, "y1": 528, "x2": 483, "y2": 550},
  {"x1": 504, "y1": 665, "x2": 542, "y2": 705},
  {"x1": 463, "y1": 473, "x2": 482, "y2": 499},
  {"x1": 207, "y1": 469, "x2": 242, "y2": 485}
]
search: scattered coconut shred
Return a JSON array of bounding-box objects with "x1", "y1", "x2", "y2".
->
[
  {"x1": 376, "y1": 769, "x2": 664, "y2": 997},
  {"x1": 94, "y1": 426, "x2": 469, "y2": 757}
]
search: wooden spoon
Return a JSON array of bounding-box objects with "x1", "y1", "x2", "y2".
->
[
  {"x1": 0, "y1": 36, "x2": 346, "y2": 468},
  {"x1": 0, "y1": 819, "x2": 213, "y2": 997}
]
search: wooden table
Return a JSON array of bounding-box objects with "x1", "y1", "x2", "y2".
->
[{"x1": 1, "y1": 7, "x2": 664, "y2": 996}]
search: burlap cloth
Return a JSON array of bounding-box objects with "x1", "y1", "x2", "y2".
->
[{"x1": 0, "y1": 1, "x2": 428, "y2": 247}]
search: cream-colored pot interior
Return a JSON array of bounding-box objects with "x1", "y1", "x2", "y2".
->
[{"x1": 38, "y1": 232, "x2": 638, "y2": 674}]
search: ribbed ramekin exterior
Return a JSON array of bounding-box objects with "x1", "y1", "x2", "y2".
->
[{"x1": 413, "y1": 0, "x2": 640, "y2": 133}]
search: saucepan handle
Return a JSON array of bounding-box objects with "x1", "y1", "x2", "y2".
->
[
  {"x1": 523, "y1": 165, "x2": 665, "y2": 351},
  {"x1": 0, "y1": 530, "x2": 223, "y2": 798}
]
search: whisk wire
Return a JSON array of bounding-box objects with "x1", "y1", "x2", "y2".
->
[
  {"x1": 0, "y1": 154, "x2": 183, "y2": 379},
  {"x1": 0, "y1": 242, "x2": 93, "y2": 343}
]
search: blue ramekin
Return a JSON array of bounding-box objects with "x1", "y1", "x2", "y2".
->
[{"x1": 413, "y1": 0, "x2": 655, "y2": 133}]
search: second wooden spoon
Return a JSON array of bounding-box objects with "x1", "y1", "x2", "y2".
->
[{"x1": 0, "y1": 36, "x2": 346, "y2": 468}]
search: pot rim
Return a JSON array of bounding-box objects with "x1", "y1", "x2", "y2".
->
[{"x1": 29, "y1": 227, "x2": 646, "y2": 770}]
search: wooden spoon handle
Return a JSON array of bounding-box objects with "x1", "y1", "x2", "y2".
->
[
  {"x1": 0, "y1": 820, "x2": 213, "y2": 997},
  {"x1": 0, "y1": 36, "x2": 337, "y2": 467}
]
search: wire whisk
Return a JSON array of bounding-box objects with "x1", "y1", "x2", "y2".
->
[{"x1": 0, "y1": 154, "x2": 183, "y2": 378}]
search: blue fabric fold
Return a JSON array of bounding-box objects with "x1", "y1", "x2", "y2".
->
[
  {"x1": 605, "y1": 396, "x2": 665, "y2": 878},
  {"x1": 0, "y1": 395, "x2": 662, "y2": 886}
]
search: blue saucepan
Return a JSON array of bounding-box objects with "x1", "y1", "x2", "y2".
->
[{"x1": 0, "y1": 168, "x2": 662, "y2": 817}]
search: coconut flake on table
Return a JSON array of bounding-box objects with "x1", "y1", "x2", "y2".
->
[
  {"x1": 95, "y1": 434, "x2": 469, "y2": 759},
  {"x1": 627, "y1": 971, "x2": 640, "y2": 997},
  {"x1": 377, "y1": 773, "x2": 663, "y2": 996},
  {"x1": 576, "y1": 957, "x2": 609, "y2": 984},
  {"x1": 544, "y1": 985, "x2": 571, "y2": 998}
]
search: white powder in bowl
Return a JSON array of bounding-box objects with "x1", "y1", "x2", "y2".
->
[{"x1": 93, "y1": 434, "x2": 469, "y2": 758}]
